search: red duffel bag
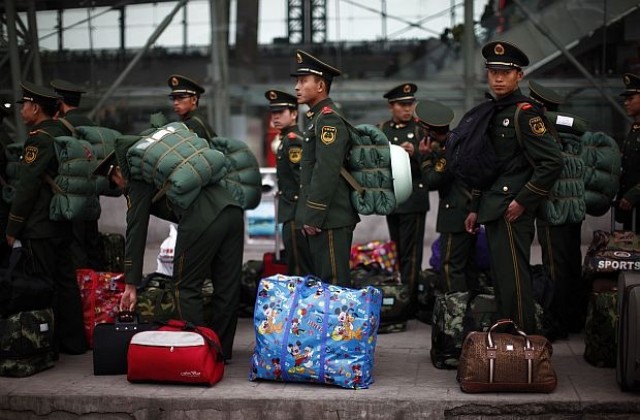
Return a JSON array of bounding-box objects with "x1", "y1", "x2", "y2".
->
[{"x1": 127, "y1": 319, "x2": 224, "y2": 386}]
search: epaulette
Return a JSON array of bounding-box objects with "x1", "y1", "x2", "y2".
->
[
  {"x1": 321, "y1": 106, "x2": 333, "y2": 115},
  {"x1": 287, "y1": 132, "x2": 298, "y2": 139},
  {"x1": 518, "y1": 102, "x2": 533, "y2": 111}
]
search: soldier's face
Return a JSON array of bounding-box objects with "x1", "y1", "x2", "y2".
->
[
  {"x1": 389, "y1": 101, "x2": 415, "y2": 123},
  {"x1": 623, "y1": 93, "x2": 640, "y2": 119},
  {"x1": 295, "y1": 75, "x2": 323, "y2": 107},
  {"x1": 487, "y1": 68, "x2": 523, "y2": 98},
  {"x1": 271, "y1": 109, "x2": 297, "y2": 130},
  {"x1": 171, "y1": 94, "x2": 197, "y2": 118},
  {"x1": 19, "y1": 101, "x2": 38, "y2": 126}
]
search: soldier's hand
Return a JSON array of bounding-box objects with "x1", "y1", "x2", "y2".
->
[
  {"x1": 505, "y1": 200, "x2": 525, "y2": 223},
  {"x1": 619, "y1": 198, "x2": 633, "y2": 211},
  {"x1": 120, "y1": 284, "x2": 138, "y2": 312},
  {"x1": 302, "y1": 224, "x2": 322, "y2": 236},
  {"x1": 464, "y1": 212, "x2": 479, "y2": 234},
  {"x1": 400, "y1": 141, "x2": 414, "y2": 157},
  {"x1": 419, "y1": 137, "x2": 430, "y2": 154}
]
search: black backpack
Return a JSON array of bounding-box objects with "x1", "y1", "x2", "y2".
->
[{"x1": 445, "y1": 94, "x2": 530, "y2": 189}]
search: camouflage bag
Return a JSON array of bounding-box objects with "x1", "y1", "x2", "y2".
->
[
  {"x1": 0, "y1": 308, "x2": 55, "y2": 377},
  {"x1": 584, "y1": 278, "x2": 617, "y2": 368},
  {"x1": 351, "y1": 266, "x2": 409, "y2": 333},
  {"x1": 136, "y1": 273, "x2": 214, "y2": 323},
  {"x1": 239, "y1": 260, "x2": 264, "y2": 316}
]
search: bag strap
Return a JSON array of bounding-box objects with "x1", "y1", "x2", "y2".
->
[
  {"x1": 190, "y1": 115, "x2": 214, "y2": 140},
  {"x1": 162, "y1": 319, "x2": 225, "y2": 362},
  {"x1": 485, "y1": 319, "x2": 535, "y2": 384},
  {"x1": 58, "y1": 117, "x2": 77, "y2": 137},
  {"x1": 29, "y1": 129, "x2": 65, "y2": 194}
]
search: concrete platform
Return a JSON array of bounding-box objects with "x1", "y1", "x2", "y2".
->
[{"x1": 1, "y1": 316, "x2": 640, "y2": 420}]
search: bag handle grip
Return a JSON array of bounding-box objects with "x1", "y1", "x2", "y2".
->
[{"x1": 486, "y1": 319, "x2": 534, "y2": 385}]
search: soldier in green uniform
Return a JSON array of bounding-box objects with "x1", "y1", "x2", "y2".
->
[
  {"x1": 417, "y1": 100, "x2": 480, "y2": 292},
  {"x1": 265, "y1": 89, "x2": 312, "y2": 275},
  {"x1": 51, "y1": 79, "x2": 95, "y2": 128},
  {"x1": 112, "y1": 137, "x2": 244, "y2": 360},
  {"x1": 529, "y1": 80, "x2": 589, "y2": 339},
  {"x1": 51, "y1": 79, "x2": 103, "y2": 271},
  {"x1": 7, "y1": 82, "x2": 87, "y2": 354},
  {"x1": 464, "y1": 42, "x2": 563, "y2": 334},
  {"x1": 617, "y1": 73, "x2": 640, "y2": 232},
  {"x1": 379, "y1": 83, "x2": 430, "y2": 304},
  {"x1": 291, "y1": 49, "x2": 359, "y2": 286},
  {"x1": 168, "y1": 74, "x2": 218, "y2": 140}
]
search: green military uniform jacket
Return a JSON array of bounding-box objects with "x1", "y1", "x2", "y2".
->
[
  {"x1": 619, "y1": 123, "x2": 640, "y2": 205},
  {"x1": 183, "y1": 110, "x2": 217, "y2": 140},
  {"x1": 471, "y1": 90, "x2": 563, "y2": 222},
  {"x1": 421, "y1": 150, "x2": 471, "y2": 233},
  {"x1": 124, "y1": 180, "x2": 239, "y2": 286},
  {"x1": 276, "y1": 125, "x2": 303, "y2": 223},
  {"x1": 7, "y1": 119, "x2": 71, "y2": 239},
  {"x1": 297, "y1": 98, "x2": 359, "y2": 229},
  {"x1": 380, "y1": 118, "x2": 430, "y2": 213},
  {"x1": 61, "y1": 109, "x2": 95, "y2": 128}
]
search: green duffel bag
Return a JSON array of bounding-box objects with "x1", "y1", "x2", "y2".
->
[
  {"x1": 136, "y1": 273, "x2": 214, "y2": 323},
  {"x1": 126, "y1": 123, "x2": 227, "y2": 209},
  {"x1": 75, "y1": 126, "x2": 124, "y2": 197},
  {"x1": 210, "y1": 137, "x2": 262, "y2": 210},
  {"x1": 0, "y1": 308, "x2": 56, "y2": 377}
]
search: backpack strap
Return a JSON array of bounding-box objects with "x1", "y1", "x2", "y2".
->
[
  {"x1": 30, "y1": 129, "x2": 64, "y2": 194},
  {"x1": 58, "y1": 117, "x2": 77, "y2": 137},
  {"x1": 190, "y1": 115, "x2": 215, "y2": 140}
]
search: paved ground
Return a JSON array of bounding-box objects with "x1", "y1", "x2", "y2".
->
[{"x1": 1, "y1": 314, "x2": 640, "y2": 420}]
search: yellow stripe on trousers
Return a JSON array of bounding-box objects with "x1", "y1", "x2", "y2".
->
[{"x1": 505, "y1": 216, "x2": 524, "y2": 327}]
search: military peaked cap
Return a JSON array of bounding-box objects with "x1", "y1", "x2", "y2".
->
[
  {"x1": 264, "y1": 90, "x2": 298, "y2": 110},
  {"x1": 621, "y1": 73, "x2": 640, "y2": 96},
  {"x1": 167, "y1": 74, "x2": 205, "y2": 97},
  {"x1": 290, "y1": 50, "x2": 341, "y2": 82},
  {"x1": 92, "y1": 151, "x2": 117, "y2": 177},
  {"x1": 384, "y1": 83, "x2": 417, "y2": 103},
  {"x1": 16, "y1": 81, "x2": 60, "y2": 109},
  {"x1": 528, "y1": 81, "x2": 564, "y2": 109},
  {"x1": 414, "y1": 99, "x2": 454, "y2": 130},
  {"x1": 51, "y1": 79, "x2": 86, "y2": 107},
  {"x1": 482, "y1": 41, "x2": 529, "y2": 69}
]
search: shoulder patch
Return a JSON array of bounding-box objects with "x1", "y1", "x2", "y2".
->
[
  {"x1": 24, "y1": 146, "x2": 38, "y2": 164},
  {"x1": 321, "y1": 106, "x2": 334, "y2": 115},
  {"x1": 519, "y1": 102, "x2": 533, "y2": 110},
  {"x1": 288, "y1": 146, "x2": 302, "y2": 163},
  {"x1": 320, "y1": 126, "x2": 337, "y2": 145},
  {"x1": 529, "y1": 116, "x2": 547, "y2": 136}
]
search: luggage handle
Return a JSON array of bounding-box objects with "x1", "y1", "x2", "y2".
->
[
  {"x1": 160, "y1": 319, "x2": 225, "y2": 362},
  {"x1": 486, "y1": 319, "x2": 534, "y2": 385}
]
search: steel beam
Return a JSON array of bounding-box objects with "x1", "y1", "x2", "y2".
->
[
  {"x1": 88, "y1": 0, "x2": 188, "y2": 120},
  {"x1": 5, "y1": 0, "x2": 26, "y2": 140},
  {"x1": 208, "y1": 0, "x2": 230, "y2": 135},
  {"x1": 463, "y1": 0, "x2": 475, "y2": 110}
]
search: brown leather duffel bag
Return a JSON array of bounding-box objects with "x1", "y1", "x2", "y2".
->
[{"x1": 457, "y1": 319, "x2": 557, "y2": 393}]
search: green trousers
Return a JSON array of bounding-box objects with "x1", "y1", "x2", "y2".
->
[
  {"x1": 282, "y1": 220, "x2": 313, "y2": 276},
  {"x1": 173, "y1": 206, "x2": 244, "y2": 359},
  {"x1": 306, "y1": 225, "x2": 354, "y2": 286},
  {"x1": 386, "y1": 211, "x2": 427, "y2": 302},
  {"x1": 485, "y1": 213, "x2": 537, "y2": 334},
  {"x1": 439, "y1": 231, "x2": 479, "y2": 292}
]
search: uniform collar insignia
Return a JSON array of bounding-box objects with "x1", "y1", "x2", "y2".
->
[
  {"x1": 306, "y1": 111, "x2": 314, "y2": 119},
  {"x1": 633, "y1": 123, "x2": 640, "y2": 131}
]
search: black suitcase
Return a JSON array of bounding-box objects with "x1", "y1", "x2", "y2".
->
[
  {"x1": 92, "y1": 311, "x2": 157, "y2": 375},
  {"x1": 617, "y1": 271, "x2": 640, "y2": 390},
  {"x1": 99, "y1": 232, "x2": 125, "y2": 273}
]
